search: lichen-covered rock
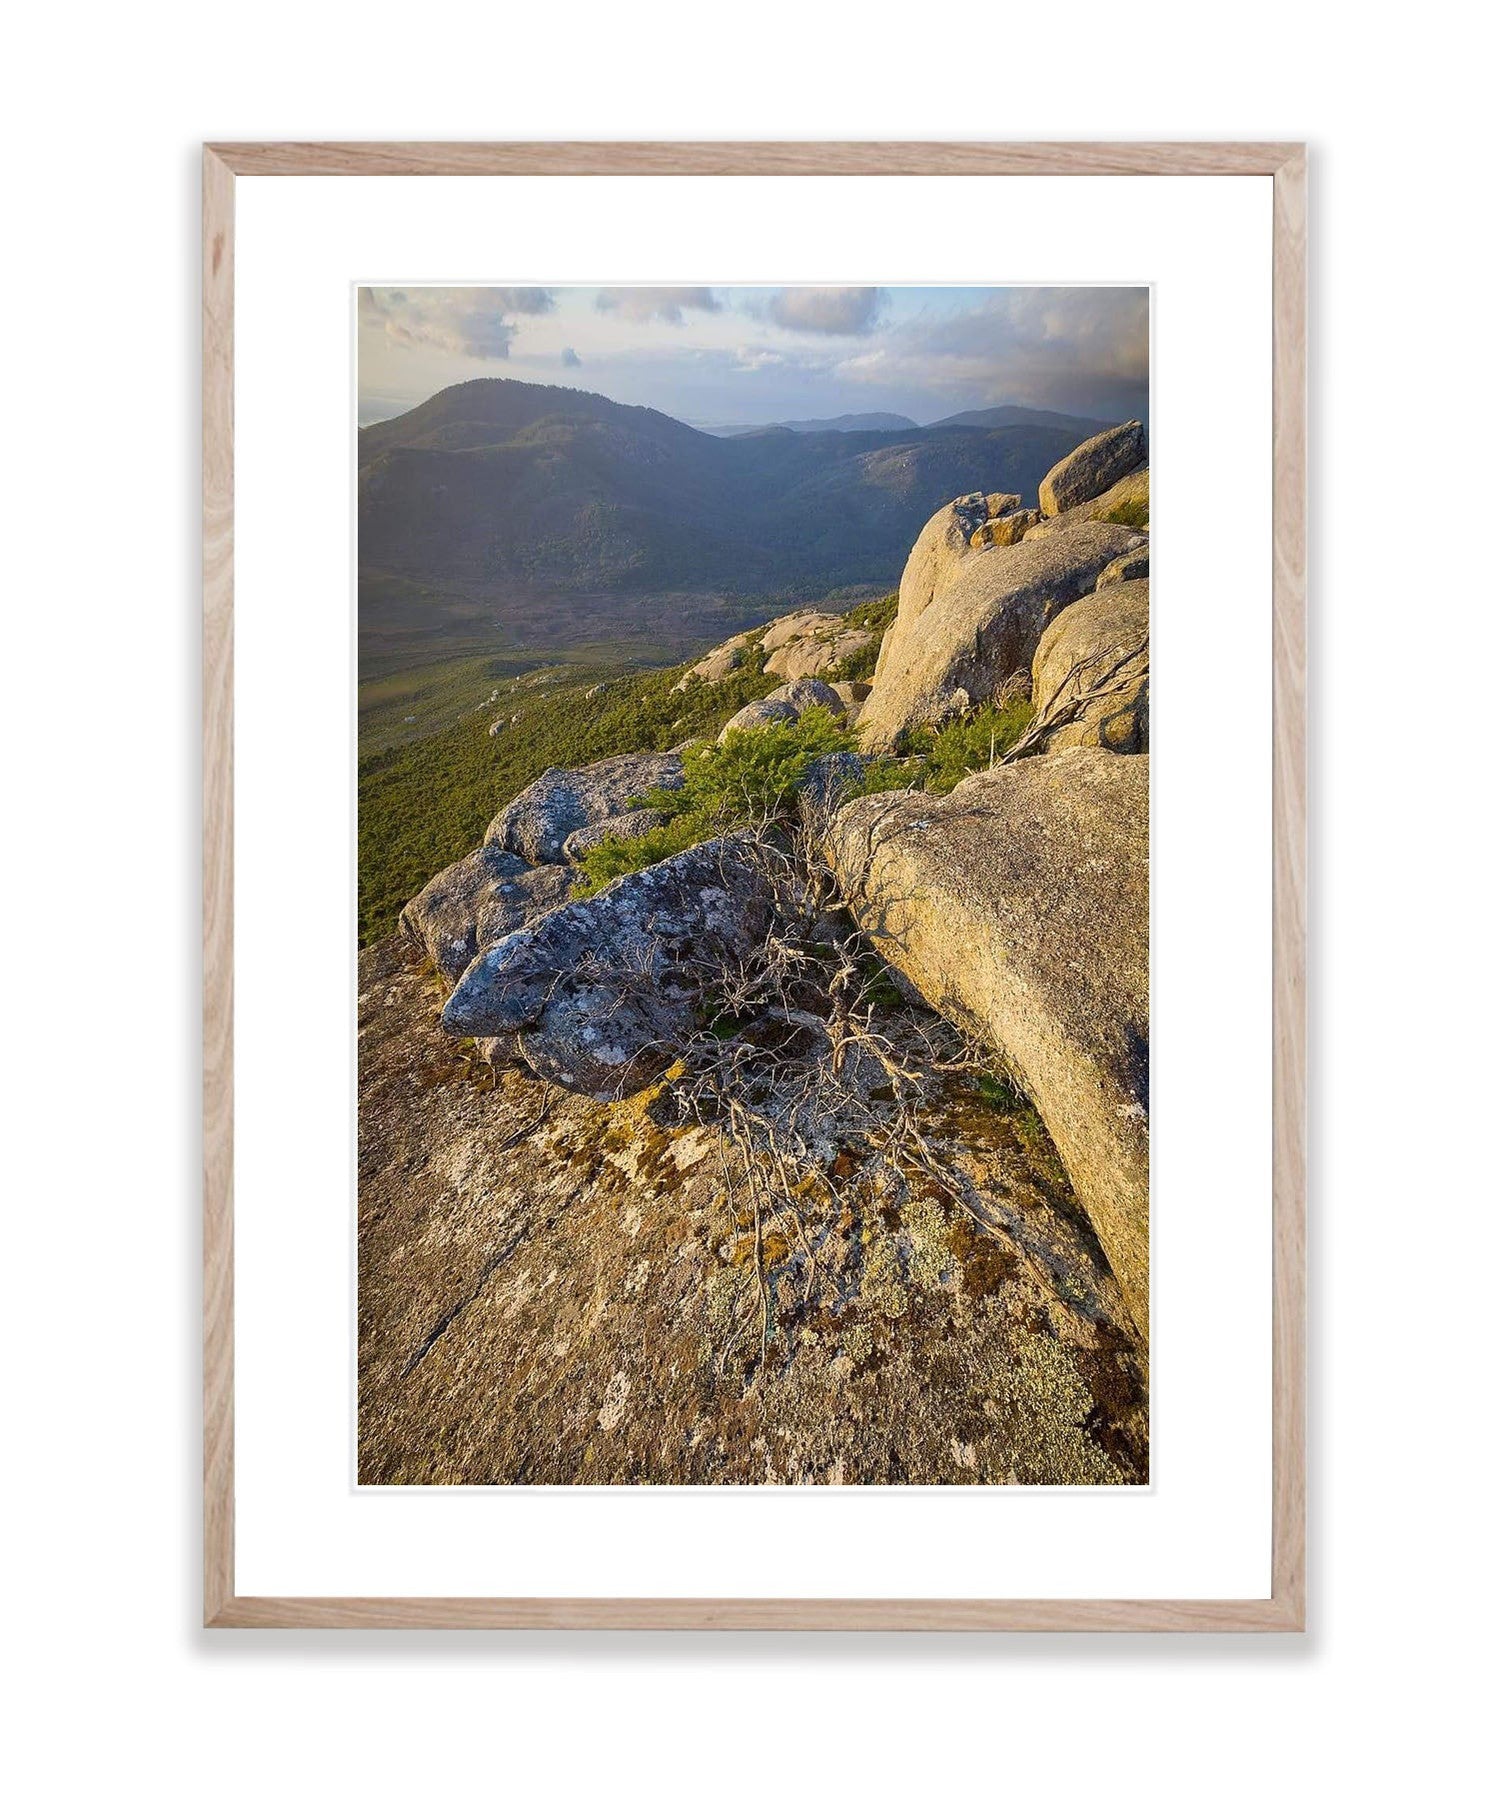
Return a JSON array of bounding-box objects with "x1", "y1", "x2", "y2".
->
[
  {"x1": 1038, "y1": 420, "x2": 1147, "y2": 517},
  {"x1": 858, "y1": 521, "x2": 1146, "y2": 750},
  {"x1": 764, "y1": 627, "x2": 872, "y2": 681},
  {"x1": 1030, "y1": 580, "x2": 1149, "y2": 756},
  {"x1": 827, "y1": 749, "x2": 1150, "y2": 1337},
  {"x1": 717, "y1": 678, "x2": 845, "y2": 743},
  {"x1": 359, "y1": 933, "x2": 1147, "y2": 1486},
  {"x1": 561, "y1": 807, "x2": 661, "y2": 862},
  {"x1": 1096, "y1": 544, "x2": 1150, "y2": 588},
  {"x1": 441, "y1": 836, "x2": 778, "y2": 1100},
  {"x1": 400, "y1": 844, "x2": 575, "y2": 986},
  {"x1": 486, "y1": 750, "x2": 684, "y2": 864}
]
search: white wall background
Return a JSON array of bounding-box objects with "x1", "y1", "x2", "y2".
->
[{"x1": 4, "y1": 5, "x2": 1492, "y2": 1794}]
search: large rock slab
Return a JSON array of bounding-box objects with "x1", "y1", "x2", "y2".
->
[
  {"x1": 858, "y1": 521, "x2": 1146, "y2": 750},
  {"x1": 1030, "y1": 580, "x2": 1150, "y2": 755},
  {"x1": 441, "y1": 836, "x2": 778, "y2": 1100},
  {"x1": 717, "y1": 678, "x2": 845, "y2": 743},
  {"x1": 400, "y1": 844, "x2": 577, "y2": 986},
  {"x1": 360, "y1": 934, "x2": 1147, "y2": 1486},
  {"x1": 486, "y1": 750, "x2": 684, "y2": 864},
  {"x1": 1038, "y1": 420, "x2": 1147, "y2": 517},
  {"x1": 827, "y1": 748, "x2": 1150, "y2": 1336}
]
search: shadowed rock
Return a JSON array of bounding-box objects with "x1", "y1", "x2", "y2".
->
[
  {"x1": 827, "y1": 749, "x2": 1150, "y2": 1337},
  {"x1": 441, "y1": 836, "x2": 778, "y2": 1100},
  {"x1": 1029, "y1": 580, "x2": 1150, "y2": 755},
  {"x1": 486, "y1": 750, "x2": 684, "y2": 864},
  {"x1": 971, "y1": 508, "x2": 1041, "y2": 549},
  {"x1": 1095, "y1": 544, "x2": 1150, "y2": 588},
  {"x1": 400, "y1": 844, "x2": 577, "y2": 987},
  {"x1": 858, "y1": 520, "x2": 1146, "y2": 750},
  {"x1": 1038, "y1": 420, "x2": 1147, "y2": 517}
]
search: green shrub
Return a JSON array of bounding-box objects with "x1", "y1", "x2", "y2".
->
[
  {"x1": 1100, "y1": 498, "x2": 1149, "y2": 530},
  {"x1": 912, "y1": 697, "x2": 1034, "y2": 795},
  {"x1": 822, "y1": 638, "x2": 881, "y2": 683},
  {"x1": 575, "y1": 708, "x2": 848, "y2": 894},
  {"x1": 849, "y1": 755, "x2": 922, "y2": 798},
  {"x1": 839, "y1": 591, "x2": 899, "y2": 633}
]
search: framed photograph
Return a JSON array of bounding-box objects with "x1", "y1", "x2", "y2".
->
[{"x1": 204, "y1": 141, "x2": 1305, "y2": 1629}]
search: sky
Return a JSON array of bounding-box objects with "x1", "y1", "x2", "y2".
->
[{"x1": 357, "y1": 285, "x2": 1148, "y2": 431}]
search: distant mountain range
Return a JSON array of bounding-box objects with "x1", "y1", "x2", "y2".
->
[
  {"x1": 358, "y1": 379, "x2": 1120, "y2": 664},
  {"x1": 705, "y1": 411, "x2": 919, "y2": 437}
]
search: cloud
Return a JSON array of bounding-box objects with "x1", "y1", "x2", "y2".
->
[
  {"x1": 762, "y1": 287, "x2": 886, "y2": 336},
  {"x1": 560, "y1": 346, "x2": 582, "y2": 367},
  {"x1": 839, "y1": 288, "x2": 1148, "y2": 417},
  {"x1": 360, "y1": 287, "x2": 554, "y2": 360},
  {"x1": 594, "y1": 287, "x2": 721, "y2": 325}
]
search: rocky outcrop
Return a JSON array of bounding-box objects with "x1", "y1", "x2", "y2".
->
[
  {"x1": 1027, "y1": 466, "x2": 1150, "y2": 538},
  {"x1": 441, "y1": 836, "x2": 778, "y2": 1100},
  {"x1": 1038, "y1": 420, "x2": 1147, "y2": 517},
  {"x1": 826, "y1": 749, "x2": 1150, "y2": 1337},
  {"x1": 765, "y1": 627, "x2": 871, "y2": 681},
  {"x1": 400, "y1": 844, "x2": 577, "y2": 986},
  {"x1": 486, "y1": 751, "x2": 684, "y2": 864},
  {"x1": 1029, "y1": 580, "x2": 1150, "y2": 755},
  {"x1": 717, "y1": 678, "x2": 845, "y2": 743},
  {"x1": 857, "y1": 521, "x2": 1146, "y2": 750}
]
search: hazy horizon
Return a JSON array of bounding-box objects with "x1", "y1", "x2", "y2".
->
[{"x1": 358, "y1": 285, "x2": 1149, "y2": 431}]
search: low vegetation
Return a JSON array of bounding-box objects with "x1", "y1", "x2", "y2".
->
[
  {"x1": 575, "y1": 710, "x2": 847, "y2": 894},
  {"x1": 1101, "y1": 498, "x2": 1149, "y2": 530}
]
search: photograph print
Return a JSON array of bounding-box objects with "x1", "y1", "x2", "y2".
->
[{"x1": 357, "y1": 283, "x2": 1150, "y2": 1486}]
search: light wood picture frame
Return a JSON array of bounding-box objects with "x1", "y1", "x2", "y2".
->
[{"x1": 203, "y1": 140, "x2": 1306, "y2": 1631}]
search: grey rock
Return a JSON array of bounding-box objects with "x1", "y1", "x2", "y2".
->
[
  {"x1": 1038, "y1": 421, "x2": 1147, "y2": 517},
  {"x1": 858, "y1": 521, "x2": 1146, "y2": 750},
  {"x1": 796, "y1": 751, "x2": 867, "y2": 829},
  {"x1": 400, "y1": 845, "x2": 575, "y2": 987},
  {"x1": 717, "y1": 678, "x2": 846, "y2": 744},
  {"x1": 486, "y1": 750, "x2": 684, "y2": 864},
  {"x1": 562, "y1": 807, "x2": 662, "y2": 863},
  {"x1": 827, "y1": 748, "x2": 1150, "y2": 1336},
  {"x1": 441, "y1": 836, "x2": 778, "y2": 1101}
]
